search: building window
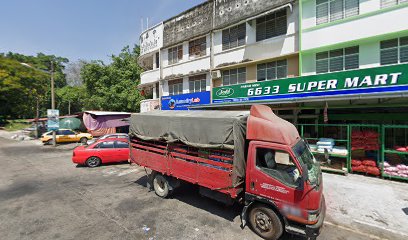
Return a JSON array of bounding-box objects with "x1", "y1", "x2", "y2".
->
[
  {"x1": 316, "y1": 46, "x2": 359, "y2": 73},
  {"x1": 380, "y1": 37, "x2": 408, "y2": 65},
  {"x1": 256, "y1": 9, "x2": 287, "y2": 42},
  {"x1": 222, "y1": 23, "x2": 246, "y2": 51},
  {"x1": 189, "y1": 74, "x2": 207, "y2": 93},
  {"x1": 168, "y1": 79, "x2": 183, "y2": 96},
  {"x1": 381, "y1": 0, "x2": 408, "y2": 9},
  {"x1": 316, "y1": 0, "x2": 359, "y2": 25},
  {"x1": 222, "y1": 68, "x2": 246, "y2": 86},
  {"x1": 257, "y1": 60, "x2": 288, "y2": 81},
  {"x1": 168, "y1": 45, "x2": 183, "y2": 65},
  {"x1": 155, "y1": 52, "x2": 160, "y2": 68},
  {"x1": 189, "y1": 37, "x2": 206, "y2": 58}
]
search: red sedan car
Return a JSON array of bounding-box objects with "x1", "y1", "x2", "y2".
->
[{"x1": 72, "y1": 138, "x2": 130, "y2": 167}]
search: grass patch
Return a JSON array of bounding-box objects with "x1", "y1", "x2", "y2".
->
[{"x1": 3, "y1": 120, "x2": 31, "y2": 131}]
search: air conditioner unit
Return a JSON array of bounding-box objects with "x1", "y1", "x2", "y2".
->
[{"x1": 211, "y1": 70, "x2": 221, "y2": 79}]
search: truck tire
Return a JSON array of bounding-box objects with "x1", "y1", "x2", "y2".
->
[
  {"x1": 248, "y1": 204, "x2": 283, "y2": 240},
  {"x1": 153, "y1": 174, "x2": 170, "y2": 198}
]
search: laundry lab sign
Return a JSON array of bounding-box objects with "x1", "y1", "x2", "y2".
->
[{"x1": 212, "y1": 63, "x2": 408, "y2": 103}]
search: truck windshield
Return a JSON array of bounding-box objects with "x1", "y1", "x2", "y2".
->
[{"x1": 292, "y1": 139, "x2": 320, "y2": 186}]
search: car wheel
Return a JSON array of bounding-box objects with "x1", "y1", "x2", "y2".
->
[
  {"x1": 153, "y1": 174, "x2": 171, "y2": 198},
  {"x1": 86, "y1": 157, "x2": 101, "y2": 168},
  {"x1": 248, "y1": 204, "x2": 283, "y2": 240},
  {"x1": 80, "y1": 137, "x2": 88, "y2": 144}
]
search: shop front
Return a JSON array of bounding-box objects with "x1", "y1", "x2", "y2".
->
[
  {"x1": 200, "y1": 63, "x2": 408, "y2": 181},
  {"x1": 161, "y1": 91, "x2": 211, "y2": 111}
]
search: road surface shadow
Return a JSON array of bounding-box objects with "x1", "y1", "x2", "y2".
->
[{"x1": 133, "y1": 175, "x2": 307, "y2": 240}]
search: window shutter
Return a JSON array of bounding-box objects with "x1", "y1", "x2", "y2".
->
[
  {"x1": 275, "y1": 10, "x2": 287, "y2": 36},
  {"x1": 201, "y1": 79, "x2": 206, "y2": 91},
  {"x1": 316, "y1": 2, "x2": 329, "y2": 25},
  {"x1": 238, "y1": 23, "x2": 246, "y2": 46},
  {"x1": 276, "y1": 60, "x2": 287, "y2": 79},
  {"x1": 316, "y1": 52, "x2": 329, "y2": 73},
  {"x1": 169, "y1": 84, "x2": 174, "y2": 95},
  {"x1": 257, "y1": 64, "x2": 266, "y2": 81},
  {"x1": 230, "y1": 69, "x2": 238, "y2": 85},
  {"x1": 329, "y1": 49, "x2": 344, "y2": 72},
  {"x1": 222, "y1": 29, "x2": 230, "y2": 51},
  {"x1": 256, "y1": 21, "x2": 266, "y2": 42},
  {"x1": 238, "y1": 68, "x2": 246, "y2": 83},
  {"x1": 223, "y1": 70, "x2": 230, "y2": 86},
  {"x1": 230, "y1": 26, "x2": 238, "y2": 48},
  {"x1": 400, "y1": 37, "x2": 408, "y2": 63},
  {"x1": 330, "y1": 0, "x2": 344, "y2": 22},
  {"x1": 344, "y1": 46, "x2": 359, "y2": 70},
  {"x1": 189, "y1": 80, "x2": 194, "y2": 92},
  {"x1": 380, "y1": 0, "x2": 398, "y2": 8},
  {"x1": 345, "y1": 0, "x2": 359, "y2": 18},
  {"x1": 381, "y1": 48, "x2": 398, "y2": 65}
]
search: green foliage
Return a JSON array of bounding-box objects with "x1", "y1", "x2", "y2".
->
[
  {"x1": 56, "y1": 85, "x2": 87, "y2": 114},
  {"x1": 0, "y1": 56, "x2": 49, "y2": 118},
  {"x1": 3, "y1": 120, "x2": 30, "y2": 131},
  {"x1": 5, "y1": 52, "x2": 68, "y2": 88},
  {"x1": 81, "y1": 45, "x2": 143, "y2": 112}
]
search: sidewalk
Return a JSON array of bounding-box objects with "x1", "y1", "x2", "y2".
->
[{"x1": 323, "y1": 172, "x2": 408, "y2": 239}]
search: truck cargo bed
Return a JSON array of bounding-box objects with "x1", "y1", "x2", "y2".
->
[{"x1": 130, "y1": 138, "x2": 241, "y2": 198}]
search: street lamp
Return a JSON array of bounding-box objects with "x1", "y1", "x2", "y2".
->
[{"x1": 20, "y1": 61, "x2": 57, "y2": 146}]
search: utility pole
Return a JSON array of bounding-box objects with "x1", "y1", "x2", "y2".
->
[{"x1": 51, "y1": 61, "x2": 57, "y2": 147}]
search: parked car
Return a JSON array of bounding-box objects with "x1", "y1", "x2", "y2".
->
[
  {"x1": 87, "y1": 133, "x2": 128, "y2": 145},
  {"x1": 72, "y1": 138, "x2": 129, "y2": 167},
  {"x1": 41, "y1": 129, "x2": 93, "y2": 145}
]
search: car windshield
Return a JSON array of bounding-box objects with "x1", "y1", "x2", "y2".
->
[{"x1": 292, "y1": 139, "x2": 320, "y2": 186}]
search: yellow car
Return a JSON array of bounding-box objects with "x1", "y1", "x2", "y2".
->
[{"x1": 41, "y1": 129, "x2": 93, "y2": 145}]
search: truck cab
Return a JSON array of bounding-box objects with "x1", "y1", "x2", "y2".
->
[{"x1": 242, "y1": 105, "x2": 325, "y2": 240}]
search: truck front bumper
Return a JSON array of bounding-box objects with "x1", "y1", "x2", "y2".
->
[
  {"x1": 285, "y1": 196, "x2": 326, "y2": 239},
  {"x1": 305, "y1": 196, "x2": 326, "y2": 238}
]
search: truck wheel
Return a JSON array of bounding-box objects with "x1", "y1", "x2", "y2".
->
[
  {"x1": 153, "y1": 174, "x2": 170, "y2": 198},
  {"x1": 249, "y1": 205, "x2": 283, "y2": 240}
]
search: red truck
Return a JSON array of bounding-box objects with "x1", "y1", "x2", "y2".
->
[{"x1": 129, "y1": 105, "x2": 325, "y2": 240}]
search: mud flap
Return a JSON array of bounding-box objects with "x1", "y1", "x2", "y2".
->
[{"x1": 240, "y1": 202, "x2": 254, "y2": 229}]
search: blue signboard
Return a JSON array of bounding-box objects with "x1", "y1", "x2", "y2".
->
[
  {"x1": 161, "y1": 91, "x2": 211, "y2": 110},
  {"x1": 47, "y1": 109, "x2": 59, "y2": 131}
]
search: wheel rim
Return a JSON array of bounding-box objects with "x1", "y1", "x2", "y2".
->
[
  {"x1": 87, "y1": 157, "x2": 99, "y2": 167},
  {"x1": 155, "y1": 177, "x2": 165, "y2": 193},
  {"x1": 254, "y1": 211, "x2": 272, "y2": 232}
]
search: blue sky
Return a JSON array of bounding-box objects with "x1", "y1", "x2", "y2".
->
[{"x1": 0, "y1": 0, "x2": 204, "y2": 63}]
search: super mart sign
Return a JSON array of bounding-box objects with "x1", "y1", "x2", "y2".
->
[{"x1": 212, "y1": 64, "x2": 408, "y2": 103}]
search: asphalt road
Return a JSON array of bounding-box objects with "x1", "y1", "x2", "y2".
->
[{"x1": 0, "y1": 137, "x2": 378, "y2": 240}]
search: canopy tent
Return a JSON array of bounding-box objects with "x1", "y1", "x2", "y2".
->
[{"x1": 83, "y1": 111, "x2": 131, "y2": 137}]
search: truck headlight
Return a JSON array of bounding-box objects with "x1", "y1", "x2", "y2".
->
[{"x1": 308, "y1": 213, "x2": 318, "y2": 222}]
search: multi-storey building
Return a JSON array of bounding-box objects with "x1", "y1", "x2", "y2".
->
[{"x1": 139, "y1": 0, "x2": 408, "y2": 125}]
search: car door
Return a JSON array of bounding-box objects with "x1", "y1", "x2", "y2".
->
[
  {"x1": 65, "y1": 130, "x2": 77, "y2": 142},
  {"x1": 246, "y1": 143, "x2": 305, "y2": 217},
  {"x1": 114, "y1": 141, "x2": 129, "y2": 162},
  {"x1": 94, "y1": 141, "x2": 115, "y2": 163},
  {"x1": 55, "y1": 130, "x2": 65, "y2": 143}
]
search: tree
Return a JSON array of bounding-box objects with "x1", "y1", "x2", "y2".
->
[
  {"x1": 5, "y1": 52, "x2": 69, "y2": 88},
  {"x1": 56, "y1": 85, "x2": 87, "y2": 115},
  {"x1": 65, "y1": 60, "x2": 85, "y2": 86},
  {"x1": 0, "y1": 56, "x2": 49, "y2": 118},
  {"x1": 81, "y1": 45, "x2": 144, "y2": 112}
]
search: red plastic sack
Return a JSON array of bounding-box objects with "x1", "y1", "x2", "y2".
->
[
  {"x1": 351, "y1": 160, "x2": 362, "y2": 166},
  {"x1": 362, "y1": 160, "x2": 377, "y2": 167},
  {"x1": 352, "y1": 165, "x2": 366, "y2": 172},
  {"x1": 366, "y1": 166, "x2": 380, "y2": 176}
]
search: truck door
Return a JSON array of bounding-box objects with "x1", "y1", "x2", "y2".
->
[{"x1": 246, "y1": 142, "x2": 306, "y2": 218}]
